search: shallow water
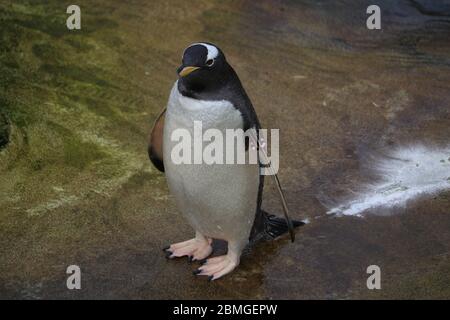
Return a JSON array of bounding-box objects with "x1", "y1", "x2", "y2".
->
[{"x1": 0, "y1": 0, "x2": 450, "y2": 299}]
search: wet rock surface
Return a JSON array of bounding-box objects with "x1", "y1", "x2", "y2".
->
[
  {"x1": 0, "y1": 0, "x2": 449, "y2": 299},
  {"x1": 0, "y1": 112, "x2": 9, "y2": 150}
]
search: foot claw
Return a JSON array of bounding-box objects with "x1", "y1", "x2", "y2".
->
[
  {"x1": 164, "y1": 237, "x2": 213, "y2": 261},
  {"x1": 193, "y1": 269, "x2": 201, "y2": 275},
  {"x1": 193, "y1": 254, "x2": 239, "y2": 281}
]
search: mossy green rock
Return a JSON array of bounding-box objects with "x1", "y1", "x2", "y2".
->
[{"x1": 0, "y1": 112, "x2": 9, "y2": 149}]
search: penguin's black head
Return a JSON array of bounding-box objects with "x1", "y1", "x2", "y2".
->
[{"x1": 177, "y1": 43, "x2": 233, "y2": 96}]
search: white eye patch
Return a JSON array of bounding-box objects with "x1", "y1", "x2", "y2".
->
[{"x1": 184, "y1": 43, "x2": 219, "y2": 62}]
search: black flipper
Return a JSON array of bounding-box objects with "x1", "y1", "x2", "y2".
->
[{"x1": 148, "y1": 108, "x2": 166, "y2": 172}]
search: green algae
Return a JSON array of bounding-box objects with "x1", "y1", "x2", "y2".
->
[
  {"x1": 0, "y1": 111, "x2": 9, "y2": 149},
  {"x1": 1, "y1": 0, "x2": 449, "y2": 299},
  {"x1": 63, "y1": 137, "x2": 107, "y2": 169},
  {"x1": 40, "y1": 64, "x2": 113, "y2": 87},
  {"x1": 0, "y1": 0, "x2": 155, "y2": 244}
]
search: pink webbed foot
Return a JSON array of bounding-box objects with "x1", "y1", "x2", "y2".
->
[
  {"x1": 163, "y1": 234, "x2": 213, "y2": 262},
  {"x1": 193, "y1": 251, "x2": 240, "y2": 281}
]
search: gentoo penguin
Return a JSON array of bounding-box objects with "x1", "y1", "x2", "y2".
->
[{"x1": 148, "y1": 42, "x2": 302, "y2": 281}]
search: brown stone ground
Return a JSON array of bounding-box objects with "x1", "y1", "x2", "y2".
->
[{"x1": 0, "y1": 0, "x2": 449, "y2": 299}]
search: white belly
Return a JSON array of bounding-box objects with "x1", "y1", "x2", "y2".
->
[{"x1": 163, "y1": 83, "x2": 259, "y2": 241}]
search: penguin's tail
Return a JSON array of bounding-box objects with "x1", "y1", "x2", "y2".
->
[{"x1": 262, "y1": 210, "x2": 305, "y2": 240}]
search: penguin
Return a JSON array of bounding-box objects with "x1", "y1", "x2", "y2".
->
[{"x1": 148, "y1": 42, "x2": 303, "y2": 281}]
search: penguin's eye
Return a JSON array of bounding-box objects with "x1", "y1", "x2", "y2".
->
[{"x1": 205, "y1": 59, "x2": 215, "y2": 67}]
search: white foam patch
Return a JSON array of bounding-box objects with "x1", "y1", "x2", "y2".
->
[{"x1": 326, "y1": 145, "x2": 450, "y2": 216}]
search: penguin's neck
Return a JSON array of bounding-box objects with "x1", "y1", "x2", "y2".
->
[
  {"x1": 177, "y1": 65, "x2": 237, "y2": 101},
  {"x1": 177, "y1": 79, "x2": 207, "y2": 99}
]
